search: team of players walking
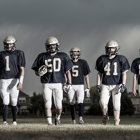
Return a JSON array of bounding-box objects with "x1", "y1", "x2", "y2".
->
[{"x1": 0, "y1": 35, "x2": 139, "y2": 126}]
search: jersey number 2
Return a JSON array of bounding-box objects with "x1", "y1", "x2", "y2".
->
[
  {"x1": 5, "y1": 56, "x2": 10, "y2": 71},
  {"x1": 104, "y1": 62, "x2": 118, "y2": 75}
]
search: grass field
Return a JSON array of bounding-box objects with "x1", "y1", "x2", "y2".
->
[{"x1": 0, "y1": 115, "x2": 140, "y2": 140}]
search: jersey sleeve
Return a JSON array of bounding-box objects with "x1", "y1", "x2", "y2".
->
[
  {"x1": 83, "y1": 60, "x2": 91, "y2": 75},
  {"x1": 31, "y1": 53, "x2": 43, "y2": 71},
  {"x1": 19, "y1": 51, "x2": 26, "y2": 67},
  {"x1": 63, "y1": 53, "x2": 73, "y2": 72},
  {"x1": 95, "y1": 56, "x2": 104, "y2": 73},
  {"x1": 121, "y1": 56, "x2": 130, "y2": 72},
  {"x1": 131, "y1": 59, "x2": 138, "y2": 74}
]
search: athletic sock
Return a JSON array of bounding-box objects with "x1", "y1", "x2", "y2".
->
[
  {"x1": 3, "y1": 105, "x2": 8, "y2": 122},
  {"x1": 70, "y1": 105, "x2": 75, "y2": 120},
  {"x1": 11, "y1": 106, "x2": 17, "y2": 122}
]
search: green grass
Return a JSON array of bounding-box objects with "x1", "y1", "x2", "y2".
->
[{"x1": 0, "y1": 115, "x2": 140, "y2": 140}]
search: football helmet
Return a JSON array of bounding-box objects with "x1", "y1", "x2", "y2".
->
[
  {"x1": 70, "y1": 47, "x2": 80, "y2": 60},
  {"x1": 105, "y1": 40, "x2": 120, "y2": 56},
  {"x1": 3, "y1": 35, "x2": 16, "y2": 51},
  {"x1": 45, "y1": 36, "x2": 60, "y2": 53}
]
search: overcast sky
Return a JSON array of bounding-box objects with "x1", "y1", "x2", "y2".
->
[{"x1": 0, "y1": 0, "x2": 140, "y2": 95}]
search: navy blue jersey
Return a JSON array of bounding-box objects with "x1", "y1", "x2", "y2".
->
[
  {"x1": 31, "y1": 52, "x2": 73, "y2": 83},
  {"x1": 70, "y1": 59, "x2": 90, "y2": 85},
  {"x1": 95, "y1": 55, "x2": 130, "y2": 85},
  {"x1": 131, "y1": 58, "x2": 140, "y2": 84},
  {"x1": 0, "y1": 50, "x2": 26, "y2": 79}
]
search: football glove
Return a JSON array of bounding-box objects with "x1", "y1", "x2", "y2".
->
[
  {"x1": 38, "y1": 65, "x2": 48, "y2": 76},
  {"x1": 119, "y1": 84, "x2": 126, "y2": 93},
  {"x1": 96, "y1": 85, "x2": 101, "y2": 94},
  {"x1": 85, "y1": 88, "x2": 90, "y2": 98},
  {"x1": 63, "y1": 84, "x2": 72, "y2": 93}
]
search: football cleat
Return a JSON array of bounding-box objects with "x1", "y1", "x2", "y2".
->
[
  {"x1": 48, "y1": 122, "x2": 53, "y2": 125},
  {"x1": 12, "y1": 121, "x2": 17, "y2": 126},
  {"x1": 79, "y1": 120, "x2": 84, "y2": 124},
  {"x1": 114, "y1": 119, "x2": 120, "y2": 126},
  {"x1": 72, "y1": 120, "x2": 76, "y2": 124},
  {"x1": 102, "y1": 115, "x2": 109, "y2": 125},
  {"x1": 55, "y1": 118, "x2": 61, "y2": 125},
  {"x1": 3, "y1": 121, "x2": 8, "y2": 125}
]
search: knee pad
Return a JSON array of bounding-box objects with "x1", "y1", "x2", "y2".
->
[
  {"x1": 3, "y1": 97, "x2": 10, "y2": 105},
  {"x1": 11, "y1": 98, "x2": 18, "y2": 106},
  {"x1": 99, "y1": 99, "x2": 108, "y2": 110},
  {"x1": 113, "y1": 104, "x2": 120, "y2": 111},
  {"x1": 55, "y1": 101, "x2": 62, "y2": 109},
  {"x1": 45, "y1": 101, "x2": 52, "y2": 109},
  {"x1": 69, "y1": 100, "x2": 75, "y2": 105}
]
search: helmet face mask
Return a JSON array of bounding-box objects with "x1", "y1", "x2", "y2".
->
[
  {"x1": 4, "y1": 43, "x2": 15, "y2": 51},
  {"x1": 3, "y1": 35, "x2": 16, "y2": 51},
  {"x1": 105, "y1": 47, "x2": 118, "y2": 56},
  {"x1": 70, "y1": 47, "x2": 80, "y2": 61},
  {"x1": 46, "y1": 44, "x2": 59, "y2": 54},
  {"x1": 45, "y1": 36, "x2": 59, "y2": 54},
  {"x1": 105, "y1": 40, "x2": 119, "y2": 56}
]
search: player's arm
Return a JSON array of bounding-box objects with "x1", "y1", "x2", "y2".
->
[
  {"x1": 65, "y1": 70, "x2": 71, "y2": 85},
  {"x1": 132, "y1": 74, "x2": 137, "y2": 96},
  {"x1": 96, "y1": 72, "x2": 102, "y2": 93},
  {"x1": 122, "y1": 71, "x2": 127, "y2": 85},
  {"x1": 119, "y1": 70, "x2": 127, "y2": 93},
  {"x1": 97, "y1": 72, "x2": 102, "y2": 85},
  {"x1": 17, "y1": 66, "x2": 24, "y2": 90},
  {"x1": 63, "y1": 70, "x2": 72, "y2": 93},
  {"x1": 84, "y1": 74, "x2": 90, "y2": 97},
  {"x1": 84, "y1": 74, "x2": 90, "y2": 89}
]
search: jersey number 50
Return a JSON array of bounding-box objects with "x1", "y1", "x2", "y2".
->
[
  {"x1": 104, "y1": 62, "x2": 118, "y2": 75},
  {"x1": 45, "y1": 58, "x2": 61, "y2": 72}
]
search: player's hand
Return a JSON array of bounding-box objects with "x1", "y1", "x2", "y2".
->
[
  {"x1": 17, "y1": 82, "x2": 23, "y2": 90},
  {"x1": 132, "y1": 88, "x2": 137, "y2": 96},
  {"x1": 63, "y1": 84, "x2": 72, "y2": 93},
  {"x1": 96, "y1": 85, "x2": 101, "y2": 94},
  {"x1": 85, "y1": 88, "x2": 90, "y2": 98},
  {"x1": 119, "y1": 84, "x2": 126, "y2": 93}
]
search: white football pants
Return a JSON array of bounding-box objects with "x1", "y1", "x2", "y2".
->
[
  {"x1": 0, "y1": 79, "x2": 19, "y2": 106},
  {"x1": 100, "y1": 84, "x2": 121, "y2": 111},
  {"x1": 68, "y1": 85, "x2": 84, "y2": 105},
  {"x1": 43, "y1": 83, "x2": 63, "y2": 109}
]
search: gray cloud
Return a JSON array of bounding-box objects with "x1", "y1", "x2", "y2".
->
[{"x1": 0, "y1": 1, "x2": 140, "y2": 95}]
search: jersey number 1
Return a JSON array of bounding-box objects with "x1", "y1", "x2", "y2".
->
[
  {"x1": 104, "y1": 62, "x2": 118, "y2": 75},
  {"x1": 5, "y1": 56, "x2": 10, "y2": 71}
]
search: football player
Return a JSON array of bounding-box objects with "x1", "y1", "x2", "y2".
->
[
  {"x1": 131, "y1": 54, "x2": 140, "y2": 96},
  {"x1": 95, "y1": 40, "x2": 130, "y2": 126},
  {"x1": 0, "y1": 35, "x2": 25, "y2": 125},
  {"x1": 68, "y1": 47, "x2": 90, "y2": 124},
  {"x1": 31, "y1": 36, "x2": 73, "y2": 125}
]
